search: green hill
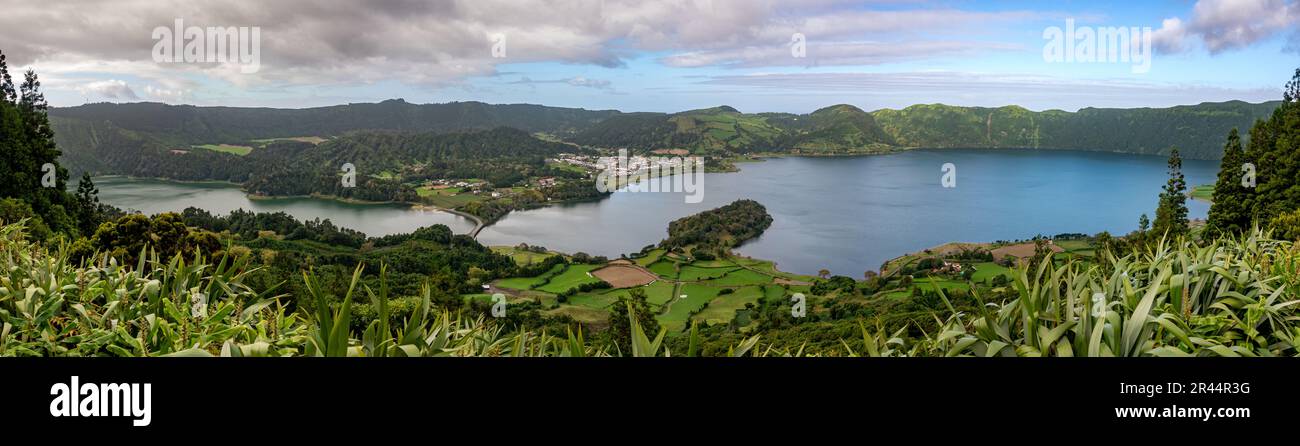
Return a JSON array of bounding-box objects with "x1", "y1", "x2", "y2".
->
[
  {"x1": 50, "y1": 99, "x2": 619, "y2": 147},
  {"x1": 870, "y1": 100, "x2": 1280, "y2": 158},
  {"x1": 570, "y1": 103, "x2": 897, "y2": 155},
  {"x1": 781, "y1": 104, "x2": 896, "y2": 154},
  {"x1": 570, "y1": 100, "x2": 1281, "y2": 159},
  {"x1": 53, "y1": 99, "x2": 1282, "y2": 166}
]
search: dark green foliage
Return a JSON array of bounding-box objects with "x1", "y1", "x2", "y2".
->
[
  {"x1": 873, "y1": 101, "x2": 1278, "y2": 159},
  {"x1": 811, "y1": 275, "x2": 857, "y2": 295},
  {"x1": 572, "y1": 101, "x2": 1278, "y2": 159},
  {"x1": 1269, "y1": 208, "x2": 1300, "y2": 241},
  {"x1": 371, "y1": 224, "x2": 453, "y2": 247},
  {"x1": 1152, "y1": 148, "x2": 1189, "y2": 238},
  {"x1": 1206, "y1": 128, "x2": 1254, "y2": 237},
  {"x1": 568, "y1": 251, "x2": 607, "y2": 264},
  {"x1": 916, "y1": 257, "x2": 944, "y2": 270},
  {"x1": 54, "y1": 121, "x2": 585, "y2": 205},
  {"x1": 513, "y1": 253, "x2": 567, "y2": 277},
  {"x1": 0, "y1": 50, "x2": 98, "y2": 239},
  {"x1": 181, "y1": 207, "x2": 368, "y2": 248},
  {"x1": 1247, "y1": 69, "x2": 1300, "y2": 224},
  {"x1": 83, "y1": 213, "x2": 222, "y2": 264},
  {"x1": 0, "y1": 197, "x2": 52, "y2": 239},
  {"x1": 50, "y1": 99, "x2": 618, "y2": 147},
  {"x1": 660, "y1": 199, "x2": 773, "y2": 254},
  {"x1": 605, "y1": 288, "x2": 660, "y2": 354},
  {"x1": 567, "y1": 112, "x2": 691, "y2": 151},
  {"x1": 555, "y1": 280, "x2": 611, "y2": 298}
]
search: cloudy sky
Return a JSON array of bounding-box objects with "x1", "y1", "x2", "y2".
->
[{"x1": 2, "y1": 0, "x2": 1297, "y2": 112}]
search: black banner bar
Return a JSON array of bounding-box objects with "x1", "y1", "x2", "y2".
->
[{"x1": 1, "y1": 358, "x2": 1283, "y2": 435}]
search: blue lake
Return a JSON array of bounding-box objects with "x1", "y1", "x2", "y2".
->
[{"x1": 94, "y1": 149, "x2": 1217, "y2": 276}]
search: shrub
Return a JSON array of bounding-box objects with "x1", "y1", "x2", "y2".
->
[{"x1": 1269, "y1": 209, "x2": 1300, "y2": 241}]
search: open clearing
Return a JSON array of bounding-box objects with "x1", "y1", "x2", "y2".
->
[
  {"x1": 418, "y1": 186, "x2": 486, "y2": 208},
  {"x1": 487, "y1": 249, "x2": 821, "y2": 335},
  {"x1": 191, "y1": 144, "x2": 253, "y2": 156},
  {"x1": 970, "y1": 262, "x2": 1011, "y2": 283},
  {"x1": 990, "y1": 242, "x2": 1065, "y2": 260},
  {"x1": 693, "y1": 286, "x2": 764, "y2": 325},
  {"x1": 253, "y1": 136, "x2": 328, "y2": 145},
  {"x1": 1190, "y1": 184, "x2": 1214, "y2": 202},
  {"x1": 536, "y1": 264, "x2": 603, "y2": 294},
  {"x1": 491, "y1": 246, "x2": 557, "y2": 266},
  {"x1": 591, "y1": 262, "x2": 658, "y2": 288},
  {"x1": 495, "y1": 263, "x2": 564, "y2": 290}
]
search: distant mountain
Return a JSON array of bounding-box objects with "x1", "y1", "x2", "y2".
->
[
  {"x1": 570, "y1": 100, "x2": 1281, "y2": 159},
  {"x1": 567, "y1": 103, "x2": 895, "y2": 155},
  {"x1": 776, "y1": 104, "x2": 896, "y2": 153},
  {"x1": 242, "y1": 127, "x2": 576, "y2": 200},
  {"x1": 870, "y1": 100, "x2": 1282, "y2": 159},
  {"x1": 51, "y1": 99, "x2": 1283, "y2": 171},
  {"x1": 50, "y1": 100, "x2": 619, "y2": 177},
  {"x1": 50, "y1": 99, "x2": 619, "y2": 146},
  {"x1": 50, "y1": 119, "x2": 581, "y2": 203}
]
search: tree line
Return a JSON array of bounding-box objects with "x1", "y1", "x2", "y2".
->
[{"x1": 1205, "y1": 68, "x2": 1300, "y2": 239}]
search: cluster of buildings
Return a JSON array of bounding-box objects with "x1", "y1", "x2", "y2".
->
[
  {"x1": 551, "y1": 154, "x2": 602, "y2": 170},
  {"x1": 553, "y1": 152, "x2": 698, "y2": 176},
  {"x1": 554, "y1": 153, "x2": 697, "y2": 178},
  {"x1": 427, "y1": 179, "x2": 486, "y2": 190}
]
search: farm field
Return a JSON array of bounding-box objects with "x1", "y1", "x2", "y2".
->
[
  {"x1": 252, "y1": 136, "x2": 327, "y2": 145},
  {"x1": 693, "y1": 286, "x2": 765, "y2": 325},
  {"x1": 536, "y1": 264, "x2": 603, "y2": 294},
  {"x1": 480, "y1": 233, "x2": 1085, "y2": 337},
  {"x1": 191, "y1": 143, "x2": 253, "y2": 155},
  {"x1": 487, "y1": 248, "x2": 798, "y2": 335},
  {"x1": 1190, "y1": 184, "x2": 1214, "y2": 202},
  {"x1": 491, "y1": 246, "x2": 557, "y2": 266},
  {"x1": 591, "y1": 263, "x2": 657, "y2": 288},
  {"x1": 969, "y1": 262, "x2": 1011, "y2": 284},
  {"x1": 659, "y1": 283, "x2": 723, "y2": 332},
  {"x1": 495, "y1": 264, "x2": 564, "y2": 290}
]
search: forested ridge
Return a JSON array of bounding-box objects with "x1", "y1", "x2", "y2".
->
[
  {"x1": 570, "y1": 100, "x2": 1281, "y2": 159},
  {"x1": 50, "y1": 99, "x2": 618, "y2": 147},
  {"x1": 50, "y1": 98, "x2": 1280, "y2": 177},
  {"x1": 51, "y1": 122, "x2": 589, "y2": 203}
]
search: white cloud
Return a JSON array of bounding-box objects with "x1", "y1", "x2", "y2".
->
[
  {"x1": 509, "y1": 76, "x2": 613, "y2": 90},
  {"x1": 143, "y1": 84, "x2": 187, "y2": 102},
  {"x1": 661, "y1": 41, "x2": 1021, "y2": 68},
  {"x1": 696, "y1": 71, "x2": 1280, "y2": 111},
  {"x1": 566, "y1": 76, "x2": 612, "y2": 89},
  {"x1": 1153, "y1": 18, "x2": 1189, "y2": 53},
  {"x1": 1155, "y1": 0, "x2": 1299, "y2": 54},
  {"x1": 75, "y1": 79, "x2": 138, "y2": 100},
  {"x1": 0, "y1": 0, "x2": 1046, "y2": 103}
]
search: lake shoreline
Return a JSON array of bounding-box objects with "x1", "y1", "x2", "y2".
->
[{"x1": 94, "y1": 149, "x2": 1217, "y2": 276}]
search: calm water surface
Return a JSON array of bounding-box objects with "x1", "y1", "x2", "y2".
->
[
  {"x1": 95, "y1": 149, "x2": 1216, "y2": 275},
  {"x1": 92, "y1": 177, "x2": 479, "y2": 236}
]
